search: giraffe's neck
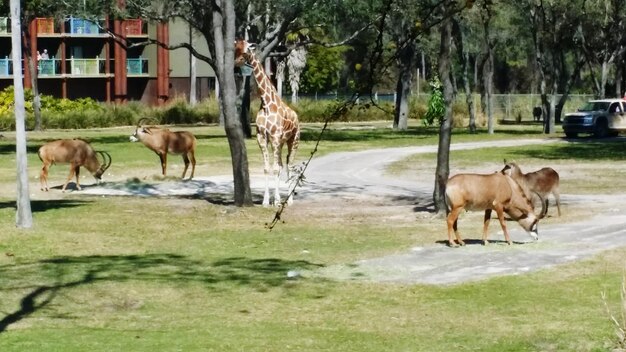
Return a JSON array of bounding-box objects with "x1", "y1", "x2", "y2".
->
[{"x1": 248, "y1": 54, "x2": 280, "y2": 106}]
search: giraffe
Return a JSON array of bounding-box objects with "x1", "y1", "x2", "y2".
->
[{"x1": 235, "y1": 39, "x2": 301, "y2": 207}]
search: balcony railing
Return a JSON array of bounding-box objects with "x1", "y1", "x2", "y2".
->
[
  {"x1": 127, "y1": 57, "x2": 148, "y2": 75},
  {"x1": 38, "y1": 58, "x2": 61, "y2": 75},
  {"x1": 0, "y1": 57, "x2": 10, "y2": 76},
  {"x1": 67, "y1": 17, "x2": 102, "y2": 34},
  {"x1": 70, "y1": 57, "x2": 105, "y2": 75},
  {"x1": 123, "y1": 19, "x2": 147, "y2": 36},
  {"x1": 0, "y1": 17, "x2": 9, "y2": 34},
  {"x1": 36, "y1": 17, "x2": 55, "y2": 34},
  {"x1": 0, "y1": 57, "x2": 150, "y2": 78}
]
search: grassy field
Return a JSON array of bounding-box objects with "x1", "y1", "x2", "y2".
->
[{"x1": 0, "y1": 122, "x2": 625, "y2": 351}]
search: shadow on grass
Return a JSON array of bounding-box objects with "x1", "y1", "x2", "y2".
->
[
  {"x1": 0, "y1": 199, "x2": 92, "y2": 212},
  {"x1": 0, "y1": 253, "x2": 324, "y2": 333},
  {"x1": 435, "y1": 238, "x2": 530, "y2": 247},
  {"x1": 0, "y1": 144, "x2": 40, "y2": 155},
  {"x1": 511, "y1": 138, "x2": 626, "y2": 161}
]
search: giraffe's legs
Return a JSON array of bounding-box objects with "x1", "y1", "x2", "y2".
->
[
  {"x1": 257, "y1": 132, "x2": 271, "y2": 207},
  {"x1": 272, "y1": 142, "x2": 284, "y2": 206},
  {"x1": 285, "y1": 133, "x2": 299, "y2": 205}
]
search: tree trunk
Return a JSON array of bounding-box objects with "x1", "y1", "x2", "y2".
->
[
  {"x1": 393, "y1": 64, "x2": 412, "y2": 130},
  {"x1": 189, "y1": 24, "x2": 197, "y2": 106},
  {"x1": 213, "y1": 0, "x2": 253, "y2": 206},
  {"x1": 615, "y1": 61, "x2": 623, "y2": 97},
  {"x1": 433, "y1": 17, "x2": 454, "y2": 214},
  {"x1": 394, "y1": 39, "x2": 414, "y2": 131},
  {"x1": 485, "y1": 50, "x2": 494, "y2": 134},
  {"x1": 456, "y1": 22, "x2": 475, "y2": 133},
  {"x1": 23, "y1": 28, "x2": 42, "y2": 131},
  {"x1": 11, "y1": 0, "x2": 33, "y2": 228},
  {"x1": 237, "y1": 75, "x2": 252, "y2": 138}
]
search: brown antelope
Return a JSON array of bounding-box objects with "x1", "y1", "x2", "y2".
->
[
  {"x1": 501, "y1": 160, "x2": 561, "y2": 218},
  {"x1": 38, "y1": 139, "x2": 112, "y2": 192},
  {"x1": 445, "y1": 172, "x2": 540, "y2": 247},
  {"x1": 130, "y1": 118, "x2": 197, "y2": 179}
]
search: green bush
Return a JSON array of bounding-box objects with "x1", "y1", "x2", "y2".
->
[
  {"x1": 292, "y1": 98, "x2": 394, "y2": 123},
  {"x1": 0, "y1": 84, "x2": 425, "y2": 131}
]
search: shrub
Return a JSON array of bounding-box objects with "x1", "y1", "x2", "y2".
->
[{"x1": 292, "y1": 98, "x2": 393, "y2": 123}]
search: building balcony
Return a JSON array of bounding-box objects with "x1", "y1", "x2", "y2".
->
[
  {"x1": 28, "y1": 57, "x2": 149, "y2": 77},
  {"x1": 36, "y1": 17, "x2": 56, "y2": 34},
  {"x1": 0, "y1": 17, "x2": 9, "y2": 35},
  {"x1": 127, "y1": 57, "x2": 148, "y2": 75},
  {"x1": 123, "y1": 19, "x2": 148, "y2": 36},
  {"x1": 70, "y1": 57, "x2": 105, "y2": 76},
  {"x1": 66, "y1": 17, "x2": 105, "y2": 35},
  {"x1": 38, "y1": 58, "x2": 60, "y2": 75},
  {"x1": 0, "y1": 56, "x2": 10, "y2": 76}
]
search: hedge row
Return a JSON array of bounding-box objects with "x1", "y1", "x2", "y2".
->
[{"x1": 0, "y1": 87, "x2": 444, "y2": 131}]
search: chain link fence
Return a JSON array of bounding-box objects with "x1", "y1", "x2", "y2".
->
[{"x1": 296, "y1": 92, "x2": 596, "y2": 123}]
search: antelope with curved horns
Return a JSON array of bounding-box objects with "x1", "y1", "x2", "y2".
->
[
  {"x1": 130, "y1": 118, "x2": 197, "y2": 179},
  {"x1": 501, "y1": 160, "x2": 561, "y2": 218},
  {"x1": 38, "y1": 139, "x2": 112, "y2": 192},
  {"x1": 445, "y1": 172, "x2": 540, "y2": 247}
]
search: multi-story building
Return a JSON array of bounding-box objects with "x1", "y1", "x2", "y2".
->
[{"x1": 0, "y1": 15, "x2": 215, "y2": 105}]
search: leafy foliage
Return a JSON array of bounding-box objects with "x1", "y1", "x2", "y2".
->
[
  {"x1": 423, "y1": 77, "x2": 445, "y2": 126},
  {"x1": 0, "y1": 86, "x2": 103, "y2": 115},
  {"x1": 300, "y1": 45, "x2": 347, "y2": 94},
  {"x1": 0, "y1": 86, "x2": 220, "y2": 130}
]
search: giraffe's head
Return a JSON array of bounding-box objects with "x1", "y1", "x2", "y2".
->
[{"x1": 234, "y1": 39, "x2": 256, "y2": 67}]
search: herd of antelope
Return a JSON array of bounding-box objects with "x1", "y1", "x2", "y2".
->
[
  {"x1": 37, "y1": 118, "x2": 197, "y2": 192},
  {"x1": 445, "y1": 160, "x2": 561, "y2": 247},
  {"x1": 36, "y1": 120, "x2": 561, "y2": 248}
]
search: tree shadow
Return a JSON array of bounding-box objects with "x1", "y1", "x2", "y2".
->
[
  {"x1": 435, "y1": 239, "x2": 528, "y2": 247},
  {"x1": 299, "y1": 127, "x2": 438, "y2": 143},
  {"x1": 511, "y1": 138, "x2": 626, "y2": 161},
  {"x1": 0, "y1": 253, "x2": 324, "y2": 333},
  {"x1": 0, "y1": 199, "x2": 92, "y2": 212},
  {"x1": 0, "y1": 144, "x2": 40, "y2": 155}
]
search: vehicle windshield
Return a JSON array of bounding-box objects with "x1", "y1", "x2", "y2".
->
[{"x1": 578, "y1": 101, "x2": 610, "y2": 112}]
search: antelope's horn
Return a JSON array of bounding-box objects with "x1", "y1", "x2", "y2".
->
[
  {"x1": 97, "y1": 151, "x2": 112, "y2": 171},
  {"x1": 136, "y1": 117, "x2": 159, "y2": 127}
]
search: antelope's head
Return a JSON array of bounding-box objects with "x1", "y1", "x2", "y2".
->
[
  {"x1": 130, "y1": 118, "x2": 157, "y2": 142},
  {"x1": 94, "y1": 151, "x2": 112, "y2": 181}
]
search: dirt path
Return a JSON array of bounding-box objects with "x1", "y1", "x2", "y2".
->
[{"x1": 83, "y1": 138, "x2": 626, "y2": 285}]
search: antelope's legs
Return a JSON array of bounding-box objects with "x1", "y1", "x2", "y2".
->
[
  {"x1": 62, "y1": 163, "x2": 78, "y2": 192},
  {"x1": 188, "y1": 151, "x2": 196, "y2": 179},
  {"x1": 446, "y1": 207, "x2": 465, "y2": 247},
  {"x1": 494, "y1": 207, "x2": 512, "y2": 245},
  {"x1": 482, "y1": 209, "x2": 492, "y2": 245},
  {"x1": 158, "y1": 152, "x2": 167, "y2": 176},
  {"x1": 40, "y1": 163, "x2": 50, "y2": 191},
  {"x1": 181, "y1": 154, "x2": 190, "y2": 179}
]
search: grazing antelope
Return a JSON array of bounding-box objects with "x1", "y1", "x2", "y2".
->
[
  {"x1": 445, "y1": 172, "x2": 541, "y2": 247},
  {"x1": 129, "y1": 118, "x2": 197, "y2": 179},
  {"x1": 501, "y1": 160, "x2": 561, "y2": 218},
  {"x1": 38, "y1": 139, "x2": 112, "y2": 192}
]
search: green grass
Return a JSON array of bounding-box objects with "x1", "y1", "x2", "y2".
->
[{"x1": 0, "y1": 122, "x2": 624, "y2": 351}]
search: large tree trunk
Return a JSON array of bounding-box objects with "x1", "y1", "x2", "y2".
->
[
  {"x1": 23, "y1": 27, "x2": 42, "y2": 131},
  {"x1": 463, "y1": 51, "x2": 476, "y2": 133},
  {"x1": 213, "y1": 0, "x2": 253, "y2": 206},
  {"x1": 393, "y1": 64, "x2": 412, "y2": 130},
  {"x1": 11, "y1": 0, "x2": 33, "y2": 227},
  {"x1": 189, "y1": 25, "x2": 197, "y2": 106},
  {"x1": 485, "y1": 51, "x2": 494, "y2": 134},
  {"x1": 433, "y1": 17, "x2": 454, "y2": 214},
  {"x1": 238, "y1": 76, "x2": 252, "y2": 138}
]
